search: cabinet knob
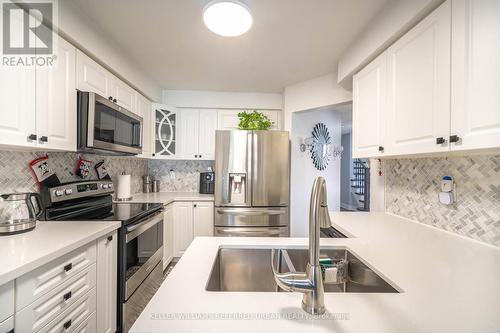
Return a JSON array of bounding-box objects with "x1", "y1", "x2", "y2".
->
[
  {"x1": 378, "y1": 146, "x2": 384, "y2": 152},
  {"x1": 39, "y1": 136, "x2": 48, "y2": 143},
  {"x1": 436, "y1": 137, "x2": 446, "y2": 145},
  {"x1": 449, "y1": 135, "x2": 460, "y2": 143},
  {"x1": 113, "y1": 98, "x2": 117, "y2": 103},
  {"x1": 28, "y1": 134, "x2": 37, "y2": 141},
  {"x1": 199, "y1": 155, "x2": 202, "y2": 158},
  {"x1": 193, "y1": 204, "x2": 197, "y2": 208},
  {"x1": 107, "y1": 235, "x2": 113, "y2": 242},
  {"x1": 108, "y1": 96, "x2": 113, "y2": 100}
]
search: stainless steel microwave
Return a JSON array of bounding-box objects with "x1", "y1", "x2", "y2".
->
[{"x1": 77, "y1": 91, "x2": 143, "y2": 155}]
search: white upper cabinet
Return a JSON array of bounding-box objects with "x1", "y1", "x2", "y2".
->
[
  {"x1": 352, "y1": 52, "x2": 387, "y2": 158},
  {"x1": 177, "y1": 109, "x2": 201, "y2": 159},
  {"x1": 0, "y1": 34, "x2": 76, "y2": 151},
  {"x1": 217, "y1": 110, "x2": 281, "y2": 130},
  {"x1": 153, "y1": 104, "x2": 177, "y2": 158},
  {"x1": 76, "y1": 50, "x2": 110, "y2": 97},
  {"x1": 0, "y1": 65, "x2": 36, "y2": 148},
  {"x1": 136, "y1": 94, "x2": 152, "y2": 158},
  {"x1": 451, "y1": 0, "x2": 500, "y2": 151},
  {"x1": 109, "y1": 75, "x2": 137, "y2": 113},
  {"x1": 198, "y1": 110, "x2": 218, "y2": 160},
  {"x1": 176, "y1": 109, "x2": 217, "y2": 160},
  {"x1": 36, "y1": 37, "x2": 77, "y2": 151},
  {"x1": 76, "y1": 50, "x2": 137, "y2": 114},
  {"x1": 386, "y1": 0, "x2": 451, "y2": 155},
  {"x1": 0, "y1": 5, "x2": 36, "y2": 148}
]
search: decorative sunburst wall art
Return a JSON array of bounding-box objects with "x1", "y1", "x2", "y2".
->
[{"x1": 310, "y1": 123, "x2": 332, "y2": 170}]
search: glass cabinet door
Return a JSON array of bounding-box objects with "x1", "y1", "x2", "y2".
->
[{"x1": 153, "y1": 105, "x2": 176, "y2": 157}]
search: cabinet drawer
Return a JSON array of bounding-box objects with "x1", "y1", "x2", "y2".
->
[
  {"x1": 0, "y1": 316, "x2": 13, "y2": 333},
  {"x1": 38, "y1": 287, "x2": 96, "y2": 333},
  {"x1": 0, "y1": 281, "x2": 14, "y2": 322},
  {"x1": 73, "y1": 311, "x2": 95, "y2": 333},
  {"x1": 16, "y1": 242, "x2": 96, "y2": 311},
  {"x1": 16, "y1": 265, "x2": 96, "y2": 333}
]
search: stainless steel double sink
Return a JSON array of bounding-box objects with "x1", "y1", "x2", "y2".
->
[{"x1": 206, "y1": 248, "x2": 399, "y2": 293}]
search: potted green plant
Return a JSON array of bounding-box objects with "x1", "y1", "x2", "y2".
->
[{"x1": 237, "y1": 110, "x2": 274, "y2": 130}]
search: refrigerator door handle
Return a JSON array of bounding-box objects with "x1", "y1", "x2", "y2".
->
[{"x1": 217, "y1": 208, "x2": 285, "y2": 216}]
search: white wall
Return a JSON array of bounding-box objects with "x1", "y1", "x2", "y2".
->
[
  {"x1": 291, "y1": 108, "x2": 342, "y2": 237},
  {"x1": 283, "y1": 73, "x2": 352, "y2": 130},
  {"x1": 162, "y1": 90, "x2": 283, "y2": 110},
  {"x1": 337, "y1": 0, "x2": 445, "y2": 88},
  {"x1": 57, "y1": 1, "x2": 162, "y2": 100}
]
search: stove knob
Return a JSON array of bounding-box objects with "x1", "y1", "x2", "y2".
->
[
  {"x1": 65, "y1": 188, "x2": 73, "y2": 195},
  {"x1": 108, "y1": 183, "x2": 113, "y2": 189},
  {"x1": 54, "y1": 189, "x2": 64, "y2": 197},
  {"x1": 102, "y1": 184, "x2": 109, "y2": 189}
]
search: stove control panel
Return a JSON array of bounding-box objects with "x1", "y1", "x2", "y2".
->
[{"x1": 46, "y1": 180, "x2": 114, "y2": 203}]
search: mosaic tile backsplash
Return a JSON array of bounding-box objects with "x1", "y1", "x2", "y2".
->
[
  {"x1": 0, "y1": 150, "x2": 214, "y2": 195},
  {"x1": 0, "y1": 151, "x2": 148, "y2": 194},
  {"x1": 148, "y1": 159, "x2": 214, "y2": 192},
  {"x1": 385, "y1": 155, "x2": 500, "y2": 247}
]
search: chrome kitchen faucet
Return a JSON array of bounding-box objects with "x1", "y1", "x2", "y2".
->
[{"x1": 272, "y1": 176, "x2": 332, "y2": 315}]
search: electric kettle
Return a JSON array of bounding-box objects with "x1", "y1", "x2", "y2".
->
[{"x1": 0, "y1": 193, "x2": 43, "y2": 235}]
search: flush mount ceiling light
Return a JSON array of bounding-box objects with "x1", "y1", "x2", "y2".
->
[{"x1": 203, "y1": 1, "x2": 253, "y2": 37}]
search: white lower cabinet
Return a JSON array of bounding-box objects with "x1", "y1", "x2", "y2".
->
[
  {"x1": 0, "y1": 281, "x2": 14, "y2": 324},
  {"x1": 172, "y1": 201, "x2": 214, "y2": 258},
  {"x1": 163, "y1": 204, "x2": 174, "y2": 270},
  {"x1": 0, "y1": 316, "x2": 13, "y2": 333},
  {"x1": 96, "y1": 232, "x2": 117, "y2": 333},
  {"x1": 173, "y1": 202, "x2": 194, "y2": 257},
  {"x1": 9, "y1": 230, "x2": 117, "y2": 333},
  {"x1": 193, "y1": 202, "x2": 215, "y2": 238}
]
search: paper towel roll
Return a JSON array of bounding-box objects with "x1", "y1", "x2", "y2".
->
[{"x1": 116, "y1": 174, "x2": 131, "y2": 200}]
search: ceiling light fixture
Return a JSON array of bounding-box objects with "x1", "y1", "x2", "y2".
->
[{"x1": 203, "y1": 0, "x2": 253, "y2": 37}]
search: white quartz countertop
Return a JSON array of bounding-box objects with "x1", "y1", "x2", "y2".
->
[
  {"x1": 0, "y1": 221, "x2": 121, "y2": 285},
  {"x1": 123, "y1": 192, "x2": 214, "y2": 205},
  {"x1": 130, "y1": 212, "x2": 500, "y2": 333}
]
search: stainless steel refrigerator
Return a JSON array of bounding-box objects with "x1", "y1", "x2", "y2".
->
[{"x1": 214, "y1": 130, "x2": 290, "y2": 237}]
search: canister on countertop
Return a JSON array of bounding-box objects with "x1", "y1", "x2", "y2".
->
[
  {"x1": 152, "y1": 180, "x2": 160, "y2": 192},
  {"x1": 143, "y1": 175, "x2": 152, "y2": 193}
]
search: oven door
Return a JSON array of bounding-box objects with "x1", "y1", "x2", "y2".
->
[
  {"x1": 124, "y1": 210, "x2": 163, "y2": 300},
  {"x1": 81, "y1": 91, "x2": 143, "y2": 155}
]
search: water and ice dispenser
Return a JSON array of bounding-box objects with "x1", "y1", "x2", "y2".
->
[{"x1": 228, "y1": 173, "x2": 247, "y2": 204}]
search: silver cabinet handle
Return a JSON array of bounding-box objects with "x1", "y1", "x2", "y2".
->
[{"x1": 217, "y1": 208, "x2": 284, "y2": 216}]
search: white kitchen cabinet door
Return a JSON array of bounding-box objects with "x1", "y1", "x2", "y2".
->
[
  {"x1": 386, "y1": 0, "x2": 451, "y2": 155},
  {"x1": 76, "y1": 50, "x2": 111, "y2": 97},
  {"x1": 0, "y1": 66, "x2": 35, "y2": 148},
  {"x1": 451, "y1": 0, "x2": 500, "y2": 151},
  {"x1": 109, "y1": 75, "x2": 137, "y2": 113},
  {"x1": 163, "y1": 204, "x2": 174, "y2": 269},
  {"x1": 96, "y1": 232, "x2": 117, "y2": 333},
  {"x1": 198, "y1": 110, "x2": 217, "y2": 160},
  {"x1": 136, "y1": 94, "x2": 152, "y2": 158},
  {"x1": 153, "y1": 104, "x2": 177, "y2": 159},
  {"x1": 36, "y1": 37, "x2": 77, "y2": 151},
  {"x1": 173, "y1": 202, "x2": 193, "y2": 257},
  {"x1": 0, "y1": 316, "x2": 13, "y2": 333},
  {"x1": 261, "y1": 110, "x2": 281, "y2": 130},
  {"x1": 193, "y1": 201, "x2": 214, "y2": 237},
  {"x1": 352, "y1": 52, "x2": 387, "y2": 158},
  {"x1": 0, "y1": 5, "x2": 36, "y2": 148},
  {"x1": 177, "y1": 109, "x2": 200, "y2": 159},
  {"x1": 0, "y1": 281, "x2": 14, "y2": 323},
  {"x1": 217, "y1": 110, "x2": 240, "y2": 130}
]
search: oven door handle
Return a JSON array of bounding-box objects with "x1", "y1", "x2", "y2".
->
[{"x1": 126, "y1": 210, "x2": 163, "y2": 243}]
